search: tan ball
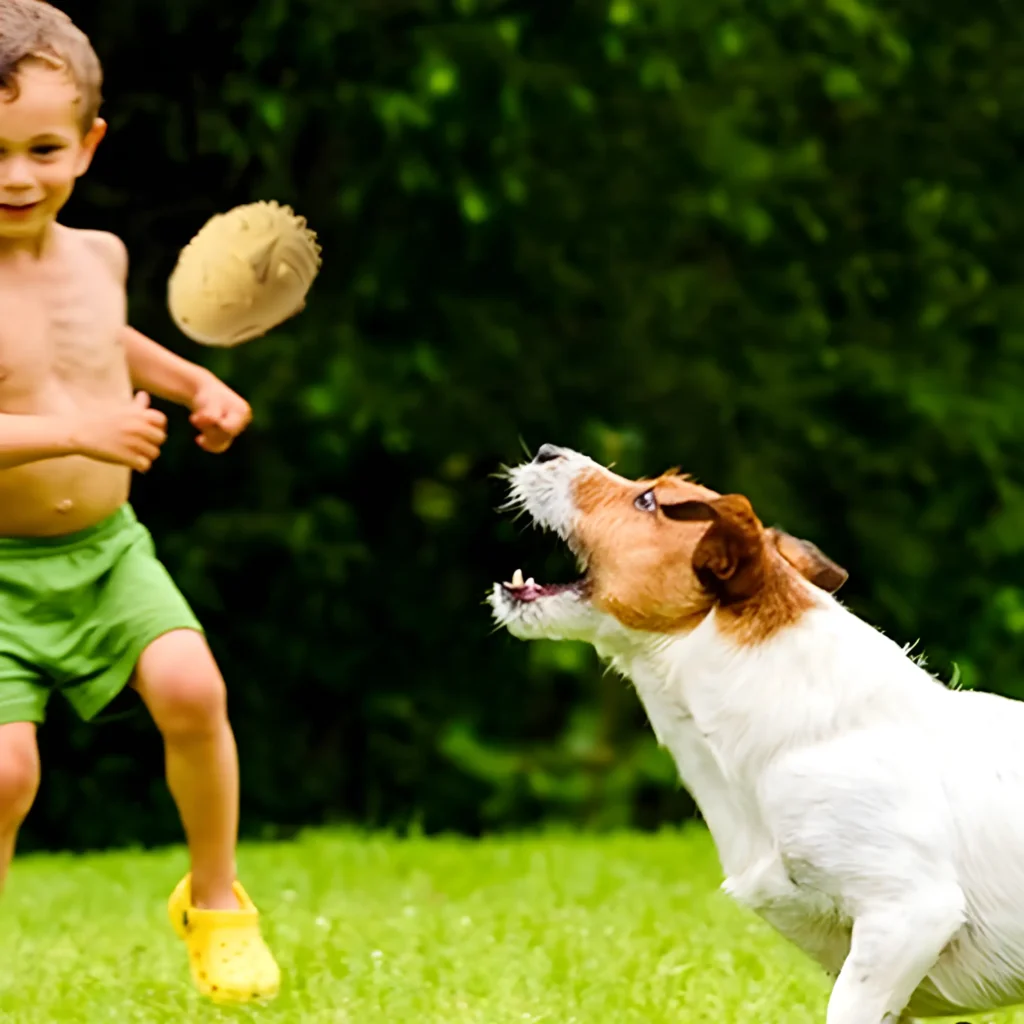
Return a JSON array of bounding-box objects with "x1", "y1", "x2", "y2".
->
[{"x1": 167, "y1": 200, "x2": 322, "y2": 347}]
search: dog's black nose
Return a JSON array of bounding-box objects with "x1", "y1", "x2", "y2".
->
[{"x1": 534, "y1": 444, "x2": 564, "y2": 464}]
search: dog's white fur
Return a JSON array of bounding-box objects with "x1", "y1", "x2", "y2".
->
[{"x1": 490, "y1": 448, "x2": 1024, "y2": 1024}]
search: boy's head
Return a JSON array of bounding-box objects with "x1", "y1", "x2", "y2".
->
[
  {"x1": 0, "y1": 0, "x2": 102, "y2": 131},
  {"x1": 0, "y1": 0, "x2": 106, "y2": 242}
]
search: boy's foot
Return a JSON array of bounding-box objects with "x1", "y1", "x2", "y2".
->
[{"x1": 167, "y1": 873, "x2": 281, "y2": 1004}]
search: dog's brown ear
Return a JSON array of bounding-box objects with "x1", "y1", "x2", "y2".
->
[
  {"x1": 662, "y1": 494, "x2": 766, "y2": 604},
  {"x1": 768, "y1": 529, "x2": 848, "y2": 594}
]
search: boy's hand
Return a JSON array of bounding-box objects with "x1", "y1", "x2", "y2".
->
[
  {"x1": 73, "y1": 391, "x2": 168, "y2": 473},
  {"x1": 189, "y1": 374, "x2": 252, "y2": 453}
]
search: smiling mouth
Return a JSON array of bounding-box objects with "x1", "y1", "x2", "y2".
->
[{"x1": 0, "y1": 202, "x2": 41, "y2": 213}]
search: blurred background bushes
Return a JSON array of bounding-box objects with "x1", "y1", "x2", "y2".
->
[{"x1": 23, "y1": 0, "x2": 1024, "y2": 850}]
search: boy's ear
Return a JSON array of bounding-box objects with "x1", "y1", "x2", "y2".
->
[
  {"x1": 75, "y1": 118, "x2": 107, "y2": 177},
  {"x1": 662, "y1": 494, "x2": 767, "y2": 604}
]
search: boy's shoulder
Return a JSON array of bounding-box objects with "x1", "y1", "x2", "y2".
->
[{"x1": 61, "y1": 226, "x2": 129, "y2": 284}]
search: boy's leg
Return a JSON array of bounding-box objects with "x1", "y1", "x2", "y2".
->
[
  {"x1": 130, "y1": 629, "x2": 238, "y2": 910},
  {"x1": 0, "y1": 722, "x2": 40, "y2": 892},
  {"x1": 131, "y1": 627, "x2": 279, "y2": 1003}
]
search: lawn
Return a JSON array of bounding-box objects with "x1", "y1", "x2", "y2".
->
[{"x1": 0, "y1": 827, "x2": 1019, "y2": 1023}]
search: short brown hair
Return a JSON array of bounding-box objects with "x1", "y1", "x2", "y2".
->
[{"x1": 0, "y1": 0, "x2": 102, "y2": 131}]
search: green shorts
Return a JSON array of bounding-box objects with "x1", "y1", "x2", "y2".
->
[{"x1": 0, "y1": 504, "x2": 203, "y2": 726}]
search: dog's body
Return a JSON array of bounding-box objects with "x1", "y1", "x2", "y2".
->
[{"x1": 490, "y1": 446, "x2": 1024, "y2": 1024}]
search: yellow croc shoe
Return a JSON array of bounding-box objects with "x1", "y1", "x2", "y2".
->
[{"x1": 168, "y1": 873, "x2": 281, "y2": 1004}]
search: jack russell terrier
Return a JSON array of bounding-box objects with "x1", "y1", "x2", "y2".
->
[{"x1": 489, "y1": 444, "x2": 1024, "y2": 1024}]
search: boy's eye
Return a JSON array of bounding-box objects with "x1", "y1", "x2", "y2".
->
[{"x1": 32, "y1": 145, "x2": 63, "y2": 156}]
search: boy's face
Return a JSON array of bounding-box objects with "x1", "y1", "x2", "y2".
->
[{"x1": 0, "y1": 60, "x2": 105, "y2": 243}]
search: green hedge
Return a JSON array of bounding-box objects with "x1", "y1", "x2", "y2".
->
[{"x1": 23, "y1": 0, "x2": 1024, "y2": 850}]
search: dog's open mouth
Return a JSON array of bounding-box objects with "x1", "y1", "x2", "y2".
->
[{"x1": 500, "y1": 568, "x2": 589, "y2": 604}]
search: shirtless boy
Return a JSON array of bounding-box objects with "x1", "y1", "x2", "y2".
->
[{"x1": 0, "y1": 0, "x2": 279, "y2": 1004}]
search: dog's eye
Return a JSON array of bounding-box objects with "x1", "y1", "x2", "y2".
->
[{"x1": 634, "y1": 490, "x2": 657, "y2": 513}]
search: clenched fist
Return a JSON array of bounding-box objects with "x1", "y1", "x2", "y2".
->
[
  {"x1": 72, "y1": 391, "x2": 168, "y2": 473},
  {"x1": 189, "y1": 375, "x2": 251, "y2": 454}
]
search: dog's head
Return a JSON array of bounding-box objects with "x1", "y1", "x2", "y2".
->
[{"x1": 489, "y1": 445, "x2": 846, "y2": 647}]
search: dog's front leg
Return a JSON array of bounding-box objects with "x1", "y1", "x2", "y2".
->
[
  {"x1": 725, "y1": 855, "x2": 850, "y2": 977},
  {"x1": 825, "y1": 892, "x2": 965, "y2": 1024}
]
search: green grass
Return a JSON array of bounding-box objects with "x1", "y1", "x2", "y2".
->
[{"x1": 0, "y1": 827, "x2": 1020, "y2": 1023}]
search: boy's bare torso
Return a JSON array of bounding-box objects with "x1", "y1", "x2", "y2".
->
[{"x1": 0, "y1": 225, "x2": 133, "y2": 536}]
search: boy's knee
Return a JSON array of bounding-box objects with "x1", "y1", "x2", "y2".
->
[
  {"x1": 134, "y1": 631, "x2": 230, "y2": 740},
  {"x1": 0, "y1": 728, "x2": 40, "y2": 824},
  {"x1": 150, "y1": 671, "x2": 229, "y2": 741}
]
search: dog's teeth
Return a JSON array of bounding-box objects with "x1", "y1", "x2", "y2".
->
[
  {"x1": 511, "y1": 568, "x2": 524, "y2": 587},
  {"x1": 525, "y1": 577, "x2": 536, "y2": 587}
]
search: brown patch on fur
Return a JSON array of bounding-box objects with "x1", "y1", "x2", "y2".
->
[
  {"x1": 573, "y1": 469, "x2": 721, "y2": 633},
  {"x1": 766, "y1": 529, "x2": 847, "y2": 594},
  {"x1": 571, "y1": 468, "x2": 840, "y2": 643},
  {"x1": 667, "y1": 495, "x2": 769, "y2": 603},
  {"x1": 663, "y1": 496, "x2": 817, "y2": 643},
  {"x1": 720, "y1": 560, "x2": 816, "y2": 645}
]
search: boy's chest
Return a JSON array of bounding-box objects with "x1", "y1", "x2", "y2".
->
[{"x1": 0, "y1": 258, "x2": 127, "y2": 393}]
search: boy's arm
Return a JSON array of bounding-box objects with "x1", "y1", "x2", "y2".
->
[
  {"x1": 88, "y1": 231, "x2": 218, "y2": 405},
  {"x1": 122, "y1": 327, "x2": 252, "y2": 453},
  {"x1": 96, "y1": 235, "x2": 250, "y2": 451},
  {"x1": 83, "y1": 233, "x2": 203, "y2": 404},
  {"x1": 0, "y1": 413, "x2": 77, "y2": 470},
  {"x1": 121, "y1": 326, "x2": 213, "y2": 406},
  {"x1": 0, "y1": 393, "x2": 167, "y2": 473}
]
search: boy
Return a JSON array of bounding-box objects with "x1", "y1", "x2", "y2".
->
[{"x1": 0, "y1": 0, "x2": 280, "y2": 1004}]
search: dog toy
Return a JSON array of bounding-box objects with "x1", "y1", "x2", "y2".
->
[{"x1": 168, "y1": 200, "x2": 321, "y2": 347}]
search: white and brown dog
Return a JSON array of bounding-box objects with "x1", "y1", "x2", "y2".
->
[{"x1": 489, "y1": 444, "x2": 1024, "y2": 1024}]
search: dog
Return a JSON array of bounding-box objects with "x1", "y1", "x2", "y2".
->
[{"x1": 489, "y1": 444, "x2": 1024, "y2": 1024}]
